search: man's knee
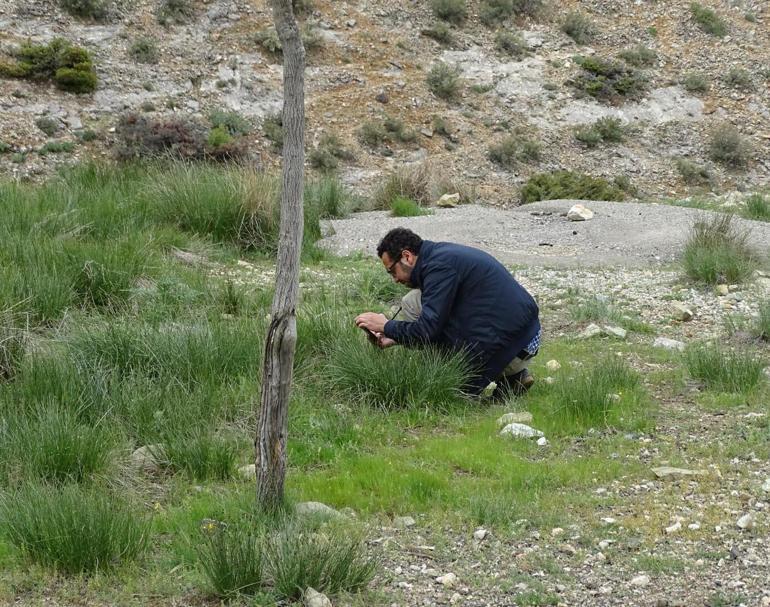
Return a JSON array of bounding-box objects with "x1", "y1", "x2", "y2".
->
[{"x1": 400, "y1": 289, "x2": 422, "y2": 322}]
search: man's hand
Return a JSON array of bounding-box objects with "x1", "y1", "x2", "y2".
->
[
  {"x1": 355, "y1": 312, "x2": 388, "y2": 334},
  {"x1": 377, "y1": 335, "x2": 396, "y2": 349}
]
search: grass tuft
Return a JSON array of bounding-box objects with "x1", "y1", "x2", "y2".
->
[
  {"x1": 684, "y1": 342, "x2": 764, "y2": 393},
  {"x1": 744, "y1": 194, "x2": 770, "y2": 221},
  {"x1": 690, "y1": 2, "x2": 727, "y2": 37},
  {"x1": 391, "y1": 196, "x2": 429, "y2": 217},
  {"x1": 682, "y1": 214, "x2": 756, "y2": 284}
]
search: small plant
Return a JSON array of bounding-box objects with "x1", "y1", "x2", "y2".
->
[
  {"x1": 357, "y1": 121, "x2": 388, "y2": 148},
  {"x1": 129, "y1": 37, "x2": 159, "y2": 64},
  {"x1": 158, "y1": 0, "x2": 194, "y2": 25},
  {"x1": 391, "y1": 196, "x2": 428, "y2": 217},
  {"x1": 262, "y1": 113, "x2": 284, "y2": 150},
  {"x1": 574, "y1": 117, "x2": 624, "y2": 148},
  {"x1": 618, "y1": 45, "x2": 657, "y2": 67},
  {"x1": 684, "y1": 342, "x2": 764, "y2": 393},
  {"x1": 0, "y1": 483, "x2": 148, "y2": 573},
  {"x1": 0, "y1": 141, "x2": 11, "y2": 153},
  {"x1": 723, "y1": 67, "x2": 753, "y2": 91},
  {"x1": 209, "y1": 110, "x2": 252, "y2": 136},
  {"x1": 76, "y1": 129, "x2": 98, "y2": 142},
  {"x1": 431, "y1": 0, "x2": 467, "y2": 24},
  {"x1": 495, "y1": 31, "x2": 529, "y2": 60},
  {"x1": 488, "y1": 134, "x2": 541, "y2": 169},
  {"x1": 0, "y1": 313, "x2": 25, "y2": 381},
  {"x1": 682, "y1": 214, "x2": 756, "y2": 284},
  {"x1": 309, "y1": 133, "x2": 354, "y2": 171},
  {"x1": 372, "y1": 162, "x2": 432, "y2": 209},
  {"x1": 427, "y1": 62, "x2": 461, "y2": 101},
  {"x1": 0, "y1": 38, "x2": 97, "y2": 93},
  {"x1": 60, "y1": 0, "x2": 108, "y2": 20},
  {"x1": 200, "y1": 527, "x2": 267, "y2": 598},
  {"x1": 35, "y1": 116, "x2": 60, "y2": 137},
  {"x1": 690, "y1": 2, "x2": 727, "y2": 37},
  {"x1": 421, "y1": 22, "x2": 453, "y2": 45},
  {"x1": 521, "y1": 171, "x2": 626, "y2": 203},
  {"x1": 675, "y1": 158, "x2": 712, "y2": 185},
  {"x1": 571, "y1": 55, "x2": 648, "y2": 103},
  {"x1": 162, "y1": 430, "x2": 238, "y2": 480},
  {"x1": 306, "y1": 175, "x2": 351, "y2": 218},
  {"x1": 708, "y1": 123, "x2": 751, "y2": 168},
  {"x1": 140, "y1": 101, "x2": 156, "y2": 112},
  {"x1": 755, "y1": 301, "x2": 770, "y2": 341},
  {"x1": 479, "y1": 0, "x2": 513, "y2": 25},
  {"x1": 682, "y1": 72, "x2": 709, "y2": 93},
  {"x1": 744, "y1": 194, "x2": 770, "y2": 221},
  {"x1": 562, "y1": 11, "x2": 596, "y2": 45},
  {"x1": 207, "y1": 126, "x2": 233, "y2": 148},
  {"x1": 39, "y1": 141, "x2": 75, "y2": 155},
  {"x1": 384, "y1": 116, "x2": 417, "y2": 143}
]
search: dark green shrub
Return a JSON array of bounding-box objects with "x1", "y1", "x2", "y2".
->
[
  {"x1": 479, "y1": 0, "x2": 542, "y2": 26},
  {"x1": 384, "y1": 116, "x2": 417, "y2": 143},
  {"x1": 421, "y1": 23, "x2": 453, "y2": 45},
  {"x1": 682, "y1": 214, "x2": 756, "y2": 284},
  {"x1": 618, "y1": 45, "x2": 657, "y2": 67},
  {"x1": 684, "y1": 342, "x2": 764, "y2": 392},
  {"x1": 575, "y1": 117, "x2": 624, "y2": 147},
  {"x1": 708, "y1": 123, "x2": 751, "y2": 168},
  {"x1": 0, "y1": 38, "x2": 97, "y2": 94},
  {"x1": 745, "y1": 194, "x2": 770, "y2": 221},
  {"x1": 158, "y1": 0, "x2": 194, "y2": 25},
  {"x1": 263, "y1": 113, "x2": 284, "y2": 150},
  {"x1": 0, "y1": 141, "x2": 12, "y2": 153},
  {"x1": 391, "y1": 196, "x2": 429, "y2": 217},
  {"x1": 488, "y1": 134, "x2": 541, "y2": 169},
  {"x1": 60, "y1": 0, "x2": 108, "y2": 20},
  {"x1": 39, "y1": 141, "x2": 75, "y2": 155},
  {"x1": 309, "y1": 133, "x2": 354, "y2": 171},
  {"x1": 357, "y1": 121, "x2": 388, "y2": 148},
  {"x1": 562, "y1": 11, "x2": 596, "y2": 45},
  {"x1": 209, "y1": 110, "x2": 252, "y2": 136},
  {"x1": 35, "y1": 116, "x2": 60, "y2": 137},
  {"x1": 495, "y1": 31, "x2": 529, "y2": 60},
  {"x1": 571, "y1": 55, "x2": 648, "y2": 103},
  {"x1": 129, "y1": 37, "x2": 159, "y2": 64},
  {"x1": 431, "y1": 0, "x2": 467, "y2": 24},
  {"x1": 521, "y1": 171, "x2": 626, "y2": 203},
  {"x1": 682, "y1": 72, "x2": 709, "y2": 93},
  {"x1": 76, "y1": 129, "x2": 98, "y2": 142},
  {"x1": 690, "y1": 2, "x2": 727, "y2": 37},
  {"x1": 723, "y1": 67, "x2": 753, "y2": 90},
  {"x1": 426, "y1": 62, "x2": 461, "y2": 100},
  {"x1": 675, "y1": 158, "x2": 712, "y2": 185},
  {"x1": 207, "y1": 126, "x2": 233, "y2": 148}
]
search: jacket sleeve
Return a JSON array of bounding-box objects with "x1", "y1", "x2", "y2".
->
[{"x1": 383, "y1": 264, "x2": 458, "y2": 346}]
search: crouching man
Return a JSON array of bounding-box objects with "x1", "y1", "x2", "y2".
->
[{"x1": 355, "y1": 227, "x2": 541, "y2": 398}]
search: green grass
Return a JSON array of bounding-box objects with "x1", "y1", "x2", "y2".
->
[
  {"x1": 690, "y1": 2, "x2": 727, "y2": 37},
  {"x1": 682, "y1": 214, "x2": 757, "y2": 284},
  {"x1": 745, "y1": 194, "x2": 770, "y2": 221},
  {"x1": 390, "y1": 196, "x2": 429, "y2": 217},
  {"x1": 684, "y1": 342, "x2": 765, "y2": 393}
]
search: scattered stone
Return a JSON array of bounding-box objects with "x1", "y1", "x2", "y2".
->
[
  {"x1": 171, "y1": 248, "x2": 207, "y2": 266},
  {"x1": 473, "y1": 528, "x2": 489, "y2": 541},
  {"x1": 762, "y1": 478, "x2": 770, "y2": 492},
  {"x1": 304, "y1": 587, "x2": 332, "y2": 607},
  {"x1": 579, "y1": 323, "x2": 603, "y2": 338},
  {"x1": 716, "y1": 284, "x2": 729, "y2": 296},
  {"x1": 652, "y1": 466, "x2": 707, "y2": 479},
  {"x1": 551, "y1": 527, "x2": 565, "y2": 537},
  {"x1": 544, "y1": 376, "x2": 556, "y2": 385},
  {"x1": 437, "y1": 192, "x2": 460, "y2": 208},
  {"x1": 436, "y1": 573, "x2": 457, "y2": 588},
  {"x1": 559, "y1": 543, "x2": 577, "y2": 556},
  {"x1": 497, "y1": 411, "x2": 533, "y2": 426},
  {"x1": 665, "y1": 521, "x2": 682, "y2": 534},
  {"x1": 375, "y1": 91, "x2": 388, "y2": 103},
  {"x1": 131, "y1": 444, "x2": 166, "y2": 474},
  {"x1": 545, "y1": 359, "x2": 561, "y2": 372},
  {"x1": 630, "y1": 574, "x2": 650, "y2": 587},
  {"x1": 601, "y1": 517, "x2": 616, "y2": 525},
  {"x1": 603, "y1": 325, "x2": 627, "y2": 339},
  {"x1": 736, "y1": 513, "x2": 754, "y2": 530},
  {"x1": 449, "y1": 593, "x2": 462, "y2": 605},
  {"x1": 606, "y1": 393, "x2": 622, "y2": 403},
  {"x1": 394, "y1": 516, "x2": 416, "y2": 528},
  {"x1": 653, "y1": 337, "x2": 685, "y2": 351},
  {"x1": 536, "y1": 436, "x2": 549, "y2": 447},
  {"x1": 295, "y1": 502, "x2": 343, "y2": 518},
  {"x1": 237, "y1": 464, "x2": 256, "y2": 480},
  {"x1": 567, "y1": 204, "x2": 594, "y2": 221},
  {"x1": 499, "y1": 423, "x2": 544, "y2": 439},
  {"x1": 688, "y1": 523, "x2": 701, "y2": 530},
  {"x1": 670, "y1": 302, "x2": 694, "y2": 321}
]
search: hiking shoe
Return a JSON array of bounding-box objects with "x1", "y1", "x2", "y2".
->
[{"x1": 507, "y1": 368, "x2": 535, "y2": 396}]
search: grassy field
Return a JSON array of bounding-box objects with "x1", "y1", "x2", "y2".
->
[{"x1": 0, "y1": 164, "x2": 768, "y2": 606}]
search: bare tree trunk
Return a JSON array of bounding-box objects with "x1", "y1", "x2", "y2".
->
[{"x1": 256, "y1": 0, "x2": 305, "y2": 511}]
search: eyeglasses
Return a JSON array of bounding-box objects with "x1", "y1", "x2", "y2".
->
[{"x1": 386, "y1": 252, "x2": 403, "y2": 276}]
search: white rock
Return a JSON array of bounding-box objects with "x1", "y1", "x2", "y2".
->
[
  {"x1": 436, "y1": 573, "x2": 457, "y2": 588},
  {"x1": 304, "y1": 587, "x2": 332, "y2": 607},
  {"x1": 449, "y1": 593, "x2": 462, "y2": 605},
  {"x1": 500, "y1": 423, "x2": 544, "y2": 439},
  {"x1": 715, "y1": 284, "x2": 729, "y2": 296},
  {"x1": 536, "y1": 436, "x2": 549, "y2": 447},
  {"x1": 737, "y1": 513, "x2": 754, "y2": 530},
  {"x1": 762, "y1": 478, "x2": 770, "y2": 492},
  {"x1": 567, "y1": 204, "x2": 594, "y2": 221},
  {"x1": 545, "y1": 359, "x2": 561, "y2": 372},
  {"x1": 630, "y1": 574, "x2": 650, "y2": 587},
  {"x1": 473, "y1": 528, "x2": 488, "y2": 541},
  {"x1": 437, "y1": 192, "x2": 461, "y2": 208},
  {"x1": 237, "y1": 464, "x2": 256, "y2": 480},
  {"x1": 544, "y1": 376, "x2": 556, "y2": 385},
  {"x1": 295, "y1": 502, "x2": 343, "y2": 518},
  {"x1": 603, "y1": 325, "x2": 627, "y2": 339},
  {"x1": 652, "y1": 466, "x2": 706, "y2": 479},
  {"x1": 131, "y1": 444, "x2": 166, "y2": 473},
  {"x1": 579, "y1": 323, "x2": 603, "y2": 338},
  {"x1": 394, "y1": 516, "x2": 416, "y2": 528},
  {"x1": 688, "y1": 523, "x2": 701, "y2": 530},
  {"x1": 551, "y1": 527, "x2": 564, "y2": 537},
  {"x1": 601, "y1": 517, "x2": 616, "y2": 525},
  {"x1": 496, "y1": 411, "x2": 533, "y2": 427},
  {"x1": 665, "y1": 521, "x2": 682, "y2": 534},
  {"x1": 653, "y1": 337, "x2": 685, "y2": 351},
  {"x1": 670, "y1": 302, "x2": 694, "y2": 321}
]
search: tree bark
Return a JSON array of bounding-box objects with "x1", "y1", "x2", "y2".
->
[{"x1": 256, "y1": 0, "x2": 305, "y2": 511}]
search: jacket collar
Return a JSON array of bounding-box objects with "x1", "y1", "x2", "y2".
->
[{"x1": 409, "y1": 240, "x2": 433, "y2": 289}]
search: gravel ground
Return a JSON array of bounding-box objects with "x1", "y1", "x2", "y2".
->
[{"x1": 320, "y1": 200, "x2": 770, "y2": 269}]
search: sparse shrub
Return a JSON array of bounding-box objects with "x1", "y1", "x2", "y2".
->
[
  {"x1": 0, "y1": 313, "x2": 25, "y2": 381},
  {"x1": 0, "y1": 141, "x2": 11, "y2": 153},
  {"x1": 384, "y1": 116, "x2": 417, "y2": 143},
  {"x1": 76, "y1": 129, "x2": 98, "y2": 142},
  {"x1": 755, "y1": 301, "x2": 770, "y2": 340},
  {"x1": 0, "y1": 483, "x2": 148, "y2": 573},
  {"x1": 0, "y1": 38, "x2": 97, "y2": 93},
  {"x1": 495, "y1": 31, "x2": 529, "y2": 60},
  {"x1": 488, "y1": 134, "x2": 541, "y2": 169},
  {"x1": 161, "y1": 429, "x2": 238, "y2": 480},
  {"x1": 675, "y1": 158, "x2": 712, "y2": 185},
  {"x1": 562, "y1": 11, "x2": 596, "y2": 45},
  {"x1": 431, "y1": 0, "x2": 467, "y2": 24},
  {"x1": 263, "y1": 113, "x2": 284, "y2": 150},
  {"x1": 357, "y1": 121, "x2": 388, "y2": 148},
  {"x1": 521, "y1": 171, "x2": 626, "y2": 203},
  {"x1": 432, "y1": 115, "x2": 452, "y2": 138},
  {"x1": 684, "y1": 342, "x2": 764, "y2": 392},
  {"x1": 723, "y1": 67, "x2": 753, "y2": 90},
  {"x1": 708, "y1": 123, "x2": 751, "y2": 168},
  {"x1": 129, "y1": 37, "x2": 159, "y2": 64},
  {"x1": 39, "y1": 141, "x2": 75, "y2": 155},
  {"x1": 391, "y1": 196, "x2": 428, "y2": 217},
  {"x1": 207, "y1": 126, "x2": 233, "y2": 148},
  {"x1": 421, "y1": 22, "x2": 453, "y2": 45},
  {"x1": 682, "y1": 72, "x2": 709, "y2": 93},
  {"x1": 60, "y1": 0, "x2": 108, "y2": 20},
  {"x1": 209, "y1": 110, "x2": 252, "y2": 136},
  {"x1": 309, "y1": 133, "x2": 354, "y2": 171},
  {"x1": 574, "y1": 125, "x2": 602, "y2": 147},
  {"x1": 690, "y1": 2, "x2": 727, "y2": 37},
  {"x1": 372, "y1": 162, "x2": 432, "y2": 209},
  {"x1": 35, "y1": 116, "x2": 60, "y2": 137},
  {"x1": 200, "y1": 527, "x2": 267, "y2": 598},
  {"x1": 744, "y1": 194, "x2": 770, "y2": 221},
  {"x1": 140, "y1": 101, "x2": 156, "y2": 112},
  {"x1": 571, "y1": 55, "x2": 648, "y2": 103},
  {"x1": 574, "y1": 117, "x2": 624, "y2": 147},
  {"x1": 305, "y1": 175, "x2": 351, "y2": 218},
  {"x1": 618, "y1": 45, "x2": 657, "y2": 67},
  {"x1": 158, "y1": 0, "x2": 194, "y2": 25},
  {"x1": 427, "y1": 62, "x2": 461, "y2": 100},
  {"x1": 682, "y1": 214, "x2": 756, "y2": 284},
  {"x1": 480, "y1": 0, "x2": 542, "y2": 26},
  {"x1": 254, "y1": 24, "x2": 324, "y2": 55}
]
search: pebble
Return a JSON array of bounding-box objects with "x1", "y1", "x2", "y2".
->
[
  {"x1": 536, "y1": 436, "x2": 549, "y2": 446},
  {"x1": 499, "y1": 423, "x2": 544, "y2": 439},
  {"x1": 473, "y1": 528, "x2": 488, "y2": 541},
  {"x1": 551, "y1": 527, "x2": 565, "y2": 537},
  {"x1": 653, "y1": 337, "x2": 685, "y2": 351},
  {"x1": 630, "y1": 574, "x2": 650, "y2": 587},
  {"x1": 436, "y1": 573, "x2": 457, "y2": 588},
  {"x1": 736, "y1": 513, "x2": 754, "y2": 530},
  {"x1": 546, "y1": 359, "x2": 561, "y2": 372},
  {"x1": 688, "y1": 522, "x2": 701, "y2": 530},
  {"x1": 496, "y1": 411, "x2": 533, "y2": 426},
  {"x1": 665, "y1": 521, "x2": 682, "y2": 534},
  {"x1": 304, "y1": 588, "x2": 332, "y2": 607},
  {"x1": 394, "y1": 516, "x2": 416, "y2": 528}
]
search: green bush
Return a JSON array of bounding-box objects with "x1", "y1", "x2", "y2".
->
[
  {"x1": 200, "y1": 527, "x2": 267, "y2": 598},
  {"x1": 305, "y1": 175, "x2": 351, "y2": 218},
  {"x1": 675, "y1": 158, "x2": 712, "y2": 185},
  {"x1": 35, "y1": 116, "x2": 60, "y2": 137},
  {"x1": 391, "y1": 196, "x2": 429, "y2": 217},
  {"x1": 618, "y1": 45, "x2": 657, "y2": 67},
  {"x1": 488, "y1": 134, "x2": 541, "y2": 169},
  {"x1": 755, "y1": 301, "x2": 770, "y2": 341},
  {"x1": 682, "y1": 72, "x2": 709, "y2": 93},
  {"x1": 521, "y1": 171, "x2": 626, "y2": 203},
  {"x1": 372, "y1": 162, "x2": 432, "y2": 209},
  {"x1": 723, "y1": 67, "x2": 753, "y2": 90},
  {"x1": 562, "y1": 11, "x2": 596, "y2": 45},
  {"x1": 708, "y1": 123, "x2": 751, "y2": 168},
  {"x1": 39, "y1": 141, "x2": 75, "y2": 155},
  {"x1": 309, "y1": 133, "x2": 354, "y2": 172},
  {"x1": 0, "y1": 141, "x2": 11, "y2": 154},
  {"x1": 158, "y1": 0, "x2": 194, "y2": 25},
  {"x1": 209, "y1": 110, "x2": 252, "y2": 136},
  {"x1": 263, "y1": 113, "x2": 284, "y2": 150},
  {"x1": 357, "y1": 121, "x2": 388, "y2": 148},
  {"x1": 744, "y1": 194, "x2": 770, "y2": 221},
  {"x1": 384, "y1": 116, "x2": 417, "y2": 143},
  {"x1": 0, "y1": 484, "x2": 148, "y2": 573},
  {"x1": 421, "y1": 23, "x2": 453, "y2": 45},
  {"x1": 431, "y1": 0, "x2": 467, "y2": 24},
  {"x1": 571, "y1": 55, "x2": 648, "y2": 102},
  {"x1": 76, "y1": 129, "x2": 98, "y2": 142},
  {"x1": 207, "y1": 126, "x2": 233, "y2": 148},
  {"x1": 0, "y1": 38, "x2": 98, "y2": 94},
  {"x1": 682, "y1": 214, "x2": 756, "y2": 284},
  {"x1": 495, "y1": 31, "x2": 529, "y2": 60},
  {"x1": 574, "y1": 117, "x2": 624, "y2": 147},
  {"x1": 128, "y1": 37, "x2": 159, "y2": 64},
  {"x1": 426, "y1": 62, "x2": 461, "y2": 101},
  {"x1": 480, "y1": 0, "x2": 542, "y2": 26},
  {"x1": 690, "y1": 2, "x2": 727, "y2": 37},
  {"x1": 60, "y1": 0, "x2": 108, "y2": 20},
  {"x1": 161, "y1": 429, "x2": 238, "y2": 480},
  {"x1": 684, "y1": 342, "x2": 764, "y2": 393}
]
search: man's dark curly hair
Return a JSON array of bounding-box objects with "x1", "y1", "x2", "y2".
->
[{"x1": 376, "y1": 227, "x2": 423, "y2": 260}]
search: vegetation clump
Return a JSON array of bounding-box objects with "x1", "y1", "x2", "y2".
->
[
  {"x1": 129, "y1": 37, "x2": 160, "y2": 64},
  {"x1": 745, "y1": 194, "x2": 770, "y2": 221},
  {"x1": 158, "y1": 0, "x2": 195, "y2": 25},
  {"x1": 574, "y1": 117, "x2": 625, "y2": 147},
  {"x1": 0, "y1": 38, "x2": 97, "y2": 94},
  {"x1": 723, "y1": 67, "x2": 753, "y2": 91},
  {"x1": 255, "y1": 25, "x2": 323, "y2": 56},
  {"x1": 675, "y1": 158, "x2": 712, "y2": 185},
  {"x1": 708, "y1": 123, "x2": 751, "y2": 168},
  {"x1": 488, "y1": 134, "x2": 541, "y2": 169},
  {"x1": 431, "y1": 0, "x2": 467, "y2": 24},
  {"x1": 690, "y1": 2, "x2": 727, "y2": 37},
  {"x1": 60, "y1": 0, "x2": 109, "y2": 20},
  {"x1": 682, "y1": 214, "x2": 756, "y2": 284},
  {"x1": 570, "y1": 55, "x2": 648, "y2": 103},
  {"x1": 35, "y1": 116, "x2": 60, "y2": 137},
  {"x1": 479, "y1": 0, "x2": 542, "y2": 26},
  {"x1": 391, "y1": 196, "x2": 429, "y2": 217},
  {"x1": 684, "y1": 342, "x2": 764, "y2": 393},
  {"x1": 682, "y1": 72, "x2": 709, "y2": 93},
  {"x1": 562, "y1": 11, "x2": 596, "y2": 45},
  {"x1": 426, "y1": 62, "x2": 462, "y2": 100},
  {"x1": 39, "y1": 141, "x2": 76, "y2": 155},
  {"x1": 262, "y1": 113, "x2": 284, "y2": 150},
  {"x1": 209, "y1": 110, "x2": 252, "y2": 136},
  {"x1": 495, "y1": 31, "x2": 530, "y2": 60},
  {"x1": 618, "y1": 45, "x2": 657, "y2": 67},
  {"x1": 309, "y1": 133, "x2": 355, "y2": 171},
  {"x1": 373, "y1": 162, "x2": 433, "y2": 209},
  {"x1": 521, "y1": 171, "x2": 626, "y2": 203},
  {"x1": 421, "y1": 23, "x2": 453, "y2": 45}
]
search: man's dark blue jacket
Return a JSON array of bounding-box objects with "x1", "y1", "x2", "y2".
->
[{"x1": 383, "y1": 240, "x2": 540, "y2": 393}]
